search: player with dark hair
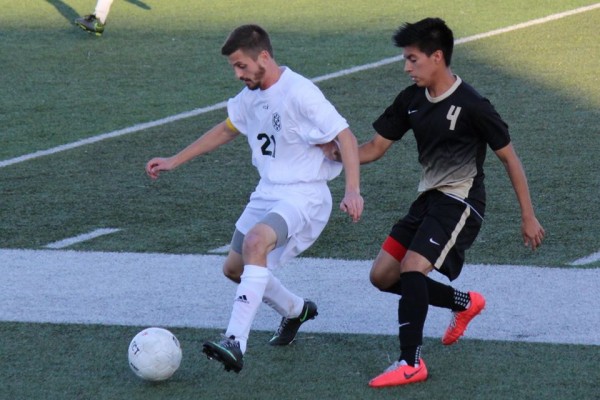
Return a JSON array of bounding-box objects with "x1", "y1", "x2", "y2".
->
[
  {"x1": 146, "y1": 24, "x2": 363, "y2": 373},
  {"x1": 221, "y1": 24, "x2": 274, "y2": 58},
  {"x1": 322, "y1": 17, "x2": 544, "y2": 387}
]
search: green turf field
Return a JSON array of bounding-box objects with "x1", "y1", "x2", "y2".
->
[
  {"x1": 1, "y1": 1, "x2": 599, "y2": 399},
  {"x1": 1, "y1": 323, "x2": 598, "y2": 400}
]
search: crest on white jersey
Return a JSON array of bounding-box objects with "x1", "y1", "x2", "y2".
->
[{"x1": 272, "y1": 112, "x2": 282, "y2": 132}]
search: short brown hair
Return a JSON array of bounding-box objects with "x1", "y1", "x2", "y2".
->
[{"x1": 221, "y1": 24, "x2": 273, "y2": 59}]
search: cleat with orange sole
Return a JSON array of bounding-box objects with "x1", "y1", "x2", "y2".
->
[
  {"x1": 442, "y1": 291, "x2": 486, "y2": 345},
  {"x1": 369, "y1": 358, "x2": 428, "y2": 388}
]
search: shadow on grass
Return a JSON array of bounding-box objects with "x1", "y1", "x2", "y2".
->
[
  {"x1": 46, "y1": 0, "x2": 151, "y2": 26},
  {"x1": 45, "y1": 0, "x2": 79, "y2": 23},
  {"x1": 125, "y1": 0, "x2": 152, "y2": 11}
]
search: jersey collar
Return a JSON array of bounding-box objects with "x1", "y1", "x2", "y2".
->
[{"x1": 425, "y1": 75, "x2": 462, "y2": 103}]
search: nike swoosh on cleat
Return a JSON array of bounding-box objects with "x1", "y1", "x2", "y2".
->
[
  {"x1": 403, "y1": 366, "x2": 423, "y2": 380},
  {"x1": 300, "y1": 310, "x2": 309, "y2": 321},
  {"x1": 216, "y1": 345, "x2": 238, "y2": 361}
]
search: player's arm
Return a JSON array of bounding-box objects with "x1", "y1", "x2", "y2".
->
[
  {"x1": 335, "y1": 128, "x2": 364, "y2": 223},
  {"x1": 494, "y1": 142, "x2": 545, "y2": 250},
  {"x1": 358, "y1": 133, "x2": 394, "y2": 164},
  {"x1": 320, "y1": 132, "x2": 393, "y2": 165},
  {"x1": 146, "y1": 119, "x2": 240, "y2": 179}
]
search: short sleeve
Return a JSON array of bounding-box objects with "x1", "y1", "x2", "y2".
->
[
  {"x1": 296, "y1": 83, "x2": 349, "y2": 144},
  {"x1": 472, "y1": 99, "x2": 511, "y2": 150},
  {"x1": 227, "y1": 90, "x2": 248, "y2": 136},
  {"x1": 372, "y1": 89, "x2": 412, "y2": 141}
]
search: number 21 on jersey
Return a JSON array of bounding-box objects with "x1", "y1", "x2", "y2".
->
[{"x1": 258, "y1": 133, "x2": 277, "y2": 157}]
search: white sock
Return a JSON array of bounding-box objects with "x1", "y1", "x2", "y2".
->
[
  {"x1": 262, "y1": 273, "x2": 304, "y2": 318},
  {"x1": 225, "y1": 265, "x2": 269, "y2": 353},
  {"x1": 94, "y1": 0, "x2": 114, "y2": 23}
]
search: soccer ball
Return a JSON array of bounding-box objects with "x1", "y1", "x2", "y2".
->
[{"x1": 128, "y1": 327, "x2": 182, "y2": 381}]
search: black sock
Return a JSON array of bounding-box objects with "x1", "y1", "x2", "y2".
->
[
  {"x1": 386, "y1": 276, "x2": 454, "y2": 310},
  {"x1": 385, "y1": 280, "x2": 403, "y2": 295},
  {"x1": 398, "y1": 271, "x2": 428, "y2": 366},
  {"x1": 400, "y1": 345, "x2": 422, "y2": 368},
  {"x1": 452, "y1": 289, "x2": 470, "y2": 311},
  {"x1": 426, "y1": 277, "x2": 455, "y2": 309}
]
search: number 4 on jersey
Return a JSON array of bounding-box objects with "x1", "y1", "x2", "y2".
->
[{"x1": 447, "y1": 105, "x2": 462, "y2": 131}]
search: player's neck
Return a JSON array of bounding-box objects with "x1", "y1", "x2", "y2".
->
[
  {"x1": 260, "y1": 63, "x2": 283, "y2": 90},
  {"x1": 426, "y1": 69, "x2": 456, "y2": 98}
]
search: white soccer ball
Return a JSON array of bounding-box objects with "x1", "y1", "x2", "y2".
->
[{"x1": 128, "y1": 327, "x2": 182, "y2": 381}]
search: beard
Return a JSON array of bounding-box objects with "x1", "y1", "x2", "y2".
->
[{"x1": 243, "y1": 65, "x2": 266, "y2": 90}]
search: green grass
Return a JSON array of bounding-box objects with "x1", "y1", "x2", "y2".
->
[
  {"x1": 1, "y1": 322, "x2": 598, "y2": 400},
  {"x1": 1, "y1": 0, "x2": 596, "y2": 157},
  {"x1": 1, "y1": 1, "x2": 599, "y2": 399},
  {"x1": 2, "y1": 2, "x2": 599, "y2": 265}
]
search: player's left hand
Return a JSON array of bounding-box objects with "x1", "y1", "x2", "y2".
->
[
  {"x1": 340, "y1": 191, "x2": 364, "y2": 223},
  {"x1": 522, "y1": 216, "x2": 545, "y2": 250},
  {"x1": 318, "y1": 140, "x2": 341, "y2": 162}
]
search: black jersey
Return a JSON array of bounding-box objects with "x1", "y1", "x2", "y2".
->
[{"x1": 373, "y1": 77, "x2": 510, "y2": 204}]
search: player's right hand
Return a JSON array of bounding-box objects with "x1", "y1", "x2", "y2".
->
[
  {"x1": 340, "y1": 190, "x2": 364, "y2": 223},
  {"x1": 145, "y1": 157, "x2": 173, "y2": 180}
]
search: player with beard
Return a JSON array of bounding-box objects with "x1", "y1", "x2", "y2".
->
[{"x1": 146, "y1": 24, "x2": 363, "y2": 373}]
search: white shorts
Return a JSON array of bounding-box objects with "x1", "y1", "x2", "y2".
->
[{"x1": 235, "y1": 180, "x2": 333, "y2": 269}]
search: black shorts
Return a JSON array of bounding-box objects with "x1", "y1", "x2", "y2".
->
[{"x1": 388, "y1": 190, "x2": 484, "y2": 281}]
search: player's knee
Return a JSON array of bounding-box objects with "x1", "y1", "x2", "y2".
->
[
  {"x1": 399, "y1": 251, "x2": 434, "y2": 275},
  {"x1": 369, "y1": 268, "x2": 389, "y2": 291},
  {"x1": 242, "y1": 229, "x2": 273, "y2": 258},
  {"x1": 222, "y1": 253, "x2": 243, "y2": 283},
  {"x1": 223, "y1": 264, "x2": 241, "y2": 283}
]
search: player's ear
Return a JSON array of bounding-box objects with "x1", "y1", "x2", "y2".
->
[
  {"x1": 258, "y1": 49, "x2": 271, "y2": 62},
  {"x1": 432, "y1": 49, "x2": 444, "y2": 65}
]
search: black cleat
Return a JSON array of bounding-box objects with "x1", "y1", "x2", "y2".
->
[
  {"x1": 269, "y1": 300, "x2": 318, "y2": 346},
  {"x1": 74, "y1": 14, "x2": 105, "y2": 36},
  {"x1": 202, "y1": 335, "x2": 244, "y2": 373}
]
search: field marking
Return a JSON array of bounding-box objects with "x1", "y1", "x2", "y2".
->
[
  {"x1": 208, "y1": 244, "x2": 231, "y2": 254},
  {"x1": 570, "y1": 250, "x2": 600, "y2": 265},
  {"x1": 1, "y1": 3, "x2": 599, "y2": 169},
  {"x1": 44, "y1": 228, "x2": 122, "y2": 249},
  {"x1": 1, "y1": 248, "x2": 598, "y2": 346},
  {"x1": 0, "y1": 102, "x2": 227, "y2": 169}
]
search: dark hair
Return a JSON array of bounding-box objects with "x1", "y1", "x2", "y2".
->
[
  {"x1": 221, "y1": 24, "x2": 274, "y2": 59},
  {"x1": 393, "y1": 18, "x2": 454, "y2": 66}
]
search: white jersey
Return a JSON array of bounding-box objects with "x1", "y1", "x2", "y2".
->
[{"x1": 227, "y1": 67, "x2": 347, "y2": 185}]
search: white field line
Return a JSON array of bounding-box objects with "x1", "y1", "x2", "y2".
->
[
  {"x1": 1, "y1": 3, "x2": 599, "y2": 169},
  {"x1": 44, "y1": 228, "x2": 122, "y2": 249},
  {"x1": 1, "y1": 248, "x2": 598, "y2": 345},
  {"x1": 570, "y1": 250, "x2": 600, "y2": 265},
  {"x1": 208, "y1": 244, "x2": 231, "y2": 254},
  {"x1": 0, "y1": 102, "x2": 227, "y2": 169}
]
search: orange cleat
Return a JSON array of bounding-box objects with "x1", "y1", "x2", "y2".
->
[
  {"x1": 442, "y1": 291, "x2": 486, "y2": 345},
  {"x1": 368, "y1": 359, "x2": 428, "y2": 388}
]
